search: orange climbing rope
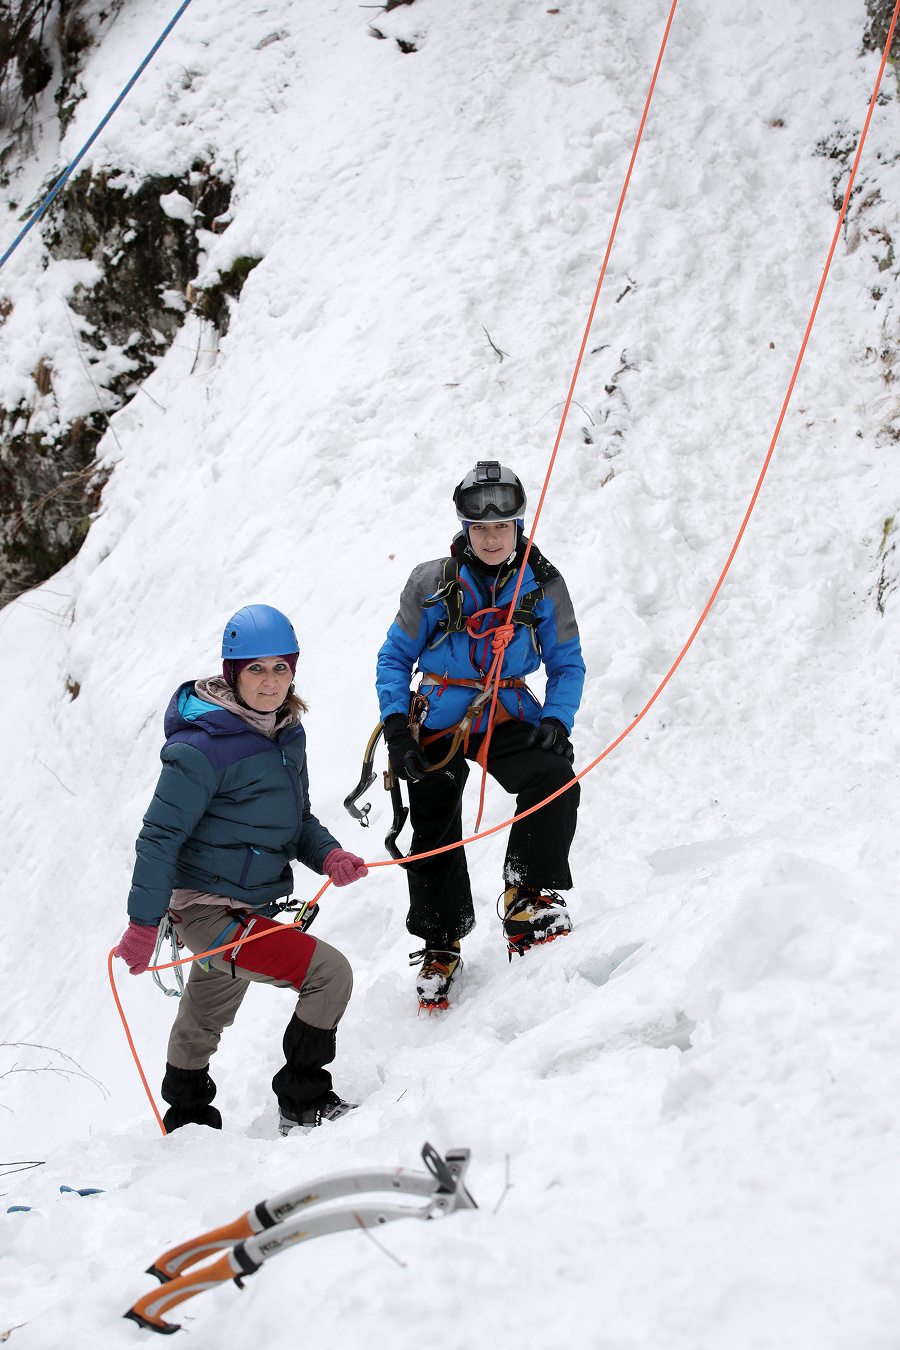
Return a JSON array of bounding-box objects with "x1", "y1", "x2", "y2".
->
[
  {"x1": 110, "y1": 0, "x2": 900, "y2": 1134},
  {"x1": 472, "y1": 0, "x2": 680, "y2": 830},
  {"x1": 107, "y1": 949, "x2": 166, "y2": 1134}
]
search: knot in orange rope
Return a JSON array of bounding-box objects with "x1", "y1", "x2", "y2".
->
[
  {"x1": 491, "y1": 623, "x2": 515, "y2": 654},
  {"x1": 466, "y1": 606, "x2": 502, "y2": 638}
]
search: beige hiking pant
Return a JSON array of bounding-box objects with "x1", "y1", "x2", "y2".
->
[{"x1": 166, "y1": 900, "x2": 353, "y2": 1072}]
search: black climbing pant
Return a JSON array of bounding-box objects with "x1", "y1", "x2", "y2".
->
[{"x1": 404, "y1": 719, "x2": 579, "y2": 949}]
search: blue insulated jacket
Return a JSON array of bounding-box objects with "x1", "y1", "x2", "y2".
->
[
  {"x1": 377, "y1": 538, "x2": 585, "y2": 735},
  {"x1": 127, "y1": 684, "x2": 341, "y2": 925}
]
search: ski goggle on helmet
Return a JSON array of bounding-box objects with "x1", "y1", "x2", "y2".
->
[{"x1": 453, "y1": 461, "x2": 527, "y2": 528}]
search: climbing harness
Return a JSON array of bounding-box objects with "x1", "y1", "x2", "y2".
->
[
  {"x1": 149, "y1": 898, "x2": 320, "y2": 996},
  {"x1": 0, "y1": 0, "x2": 196, "y2": 273},
  {"x1": 343, "y1": 659, "x2": 534, "y2": 856},
  {"x1": 110, "y1": 0, "x2": 900, "y2": 1135},
  {"x1": 356, "y1": 540, "x2": 554, "y2": 795},
  {"x1": 417, "y1": 675, "x2": 530, "y2": 769},
  {"x1": 124, "y1": 1142, "x2": 476, "y2": 1334}
]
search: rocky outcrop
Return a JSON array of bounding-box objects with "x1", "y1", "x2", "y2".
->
[
  {"x1": 0, "y1": 4, "x2": 262, "y2": 607},
  {"x1": 864, "y1": 0, "x2": 900, "y2": 57},
  {"x1": 0, "y1": 162, "x2": 237, "y2": 607},
  {"x1": 44, "y1": 166, "x2": 232, "y2": 384}
]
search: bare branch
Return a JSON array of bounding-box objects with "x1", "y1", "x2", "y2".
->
[
  {"x1": 482, "y1": 326, "x2": 508, "y2": 362},
  {"x1": 0, "y1": 1043, "x2": 108, "y2": 1100}
]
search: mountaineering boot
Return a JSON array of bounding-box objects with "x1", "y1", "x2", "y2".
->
[
  {"x1": 273, "y1": 1016, "x2": 356, "y2": 1133},
  {"x1": 160, "y1": 1063, "x2": 223, "y2": 1133},
  {"x1": 278, "y1": 1091, "x2": 358, "y2": 1135},
  {"x1": 501, "y1": 887, "x2": 572, "y2": 959},
  {"x1": 410, "y1": 942, "x2": 461, "y2": 1012}
]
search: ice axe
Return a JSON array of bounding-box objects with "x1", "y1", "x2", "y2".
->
[{"x1": 125, "y1": 1143, "x2": 476, "y2": 1333}]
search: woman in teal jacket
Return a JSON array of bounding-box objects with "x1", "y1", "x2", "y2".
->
[{"x1": 114, "y1": 605, "x2": 367, "y2": 1135}]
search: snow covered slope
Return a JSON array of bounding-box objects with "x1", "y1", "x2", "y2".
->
[{"x1": 3, "y1": 0, "x2": 900, "y2": 1345}]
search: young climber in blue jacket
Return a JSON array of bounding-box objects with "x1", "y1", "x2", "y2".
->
[
  {"x1": 376, "y1": 461, "x2": 586, "y2": 1009},
  {"x1": 114, "y1": 605, "x2": 367, "y2": 1134}
]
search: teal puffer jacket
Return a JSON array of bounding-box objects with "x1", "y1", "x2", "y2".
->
[{"x1": 127, "y1": 683, "x2": 341, "y2": 925}]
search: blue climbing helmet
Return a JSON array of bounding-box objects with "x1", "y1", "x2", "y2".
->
[
  {"x1": 221, "y1": 605, "x2": 299, "y2": 661},
  {"x1": 453, "y1": 460, "x2": 526, "y2": 531}
]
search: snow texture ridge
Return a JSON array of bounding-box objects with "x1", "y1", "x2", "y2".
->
[{"x1": 2, "y1": 1, "x2": 900, "y2": 1346}]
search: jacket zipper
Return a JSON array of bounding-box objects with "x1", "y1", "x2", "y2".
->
[{"x1": 238, "y1": 845, "x2": 260, "y2": 888}]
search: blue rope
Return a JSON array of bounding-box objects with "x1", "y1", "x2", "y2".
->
[{"x1": 0, "y1": 0, "x2": 196, "y2": 273}]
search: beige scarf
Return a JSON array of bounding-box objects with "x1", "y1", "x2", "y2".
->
[{"x1": 193, "y1": 675, "x2": 297, "y2": 741}]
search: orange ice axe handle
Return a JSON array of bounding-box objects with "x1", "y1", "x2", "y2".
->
[
  {"x1": 124, "y1": 1248, "x2": 249, "y2": 1333},
  {"x1": 126, "y1": 1145, "x2": 476, "y2": 1332}
]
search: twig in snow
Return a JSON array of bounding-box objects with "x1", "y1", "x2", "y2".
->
[
  {"x1": 1, "y1": 1324, "x2": 27, "y2": 1342},
  {"x1": 492, "y1": 1154, "x2": 513, "y2": 1215},
  {"x1": 0, "y1": 1043, "x2": 109, "y2": 1101},
  {"x1": 353, "y1": 1211, "x2": 408, "y2": 1267},
  {"x1": 533, "y1": 399, "x2": 593, "y2": 427},
  {"x1": 34, "y1": 757, "x2": 76, "y2": 796},
  {"x1": 131, "y1": 381, "x2": 167, "y2": 412},
  {"x1": 482, "y1": 326, "x2": 508, "y2": 362},
  {"x1": 190, "y1": 324, "x2": 203, "y2": 375},
  {"x1": 615, "y1": 275, "x2": 637, "y2": 304},
  {"x1": 0, "y1": 1161, "x2": 44, "y2": 1178}
]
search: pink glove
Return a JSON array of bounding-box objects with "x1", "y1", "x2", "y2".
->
[
  {"x1": 322, "y1": 848, "x2": 368, "y2": 888},
  {"x1": 114, "y1": 920, "x2": 158, "y2": 975}
]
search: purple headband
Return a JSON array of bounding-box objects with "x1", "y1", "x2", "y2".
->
[{"x1": 223, "y1": 652, "x2": 298, "y2": 688}]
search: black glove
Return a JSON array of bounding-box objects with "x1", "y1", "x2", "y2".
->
[
  {"x1": 383, "y1": 713, "x2": 430, "y2": 782},
  {"x1": 525, "y1": 717, "x2": 574, "y2": 763}
]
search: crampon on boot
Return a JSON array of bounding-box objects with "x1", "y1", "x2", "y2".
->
[
  {"x1": 501, "y1": 887, "x2": 572, "y2": 960},
  {"x1": 278, "y1": 1092, "x2": 358, "y2": 1135},
  {"x1": 410, "y1": 943, "x2": 461, "y2": 1013}
]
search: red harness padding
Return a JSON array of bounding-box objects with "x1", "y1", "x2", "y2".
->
[{"x1": 212, "y1": 912, "x2": 316, "y2": 991}]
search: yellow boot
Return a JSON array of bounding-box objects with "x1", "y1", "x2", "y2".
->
[{"x1": 501, "y1": 887, "x2": 572, "y2": 959}]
